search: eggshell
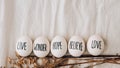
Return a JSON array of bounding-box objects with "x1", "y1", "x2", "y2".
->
[
  {"x1": 87, "y1": 35, "x2": 104, "y2": 56},
  {"x1": 51, "y1": 36, "x2": 67, "y2": 58},
  {"x1": 33, "y1": 37, "x2": 50, "y2": 57},
  {"x1": 16, "y1": 36, "x2": 32, "y2": 57},
  {"x1": 68, "y1": 36, "x2": 85, "y2": 57}
]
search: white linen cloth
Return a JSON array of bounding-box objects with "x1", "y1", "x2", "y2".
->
[{"x1": 0, "y1": 0, "x2": 120, "y2": 68}]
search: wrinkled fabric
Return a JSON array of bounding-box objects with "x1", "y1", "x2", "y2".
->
[{"x1": 0, "y1": 0, "x2": 120, "y2": 68}]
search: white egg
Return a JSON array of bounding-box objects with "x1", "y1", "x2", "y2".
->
[
  {"x1": 68, "y1": 36, "x2": 85, "y2": 57},
  {"x1": 16, "y1": 36, "x2": 32, "y2": 57},
  {"x1": 51, "y1": 36, "x2": 67, "y2": 58},
  {"x1": 33, "y1": 37, "x2": 50, "y2": 57},
  {"x1": 87, "y1": 35, "x2": 104, "y2": 56}
]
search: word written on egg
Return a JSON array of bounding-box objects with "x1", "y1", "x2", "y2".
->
[
  {"x1": 69, "y1": 41, "x2": 83, "y2": 51},
  {"x1": 53, "y1": 42, "x2": 62, "y2": 50},
  {"x1": 34, "y1": 44, "x2": 47, "y2": 51},
  {"x1": 17, "y1": 42, "x2": 27, "y2": 50},
  {"x1": 91, "y1": 40, "x2": 101, "y2": 49}
]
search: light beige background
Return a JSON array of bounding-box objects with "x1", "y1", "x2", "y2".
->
[{"x1": 0, "y1": 0, "x2": 120, "y2": 68}]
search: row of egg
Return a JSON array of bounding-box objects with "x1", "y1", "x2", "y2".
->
[{"x1": 16, "y1": 35, "x2": 104, "y2": 58}]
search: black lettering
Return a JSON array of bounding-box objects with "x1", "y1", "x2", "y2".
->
[
  {"x1": 17, "y1": 42, "x2": 26, "y2": 50},
  {"x1": 91, "y1": 40, "x2": 101, "y2": 49},
  {"x1": 69, "y1": 41, "x2": 83, "y2": 51},
  {"x1": 34, "y1": 44, "x2": 47, "y2": 51},
  {"x1": 53, "y1": 42, "x2": 62, "y2": 50}
]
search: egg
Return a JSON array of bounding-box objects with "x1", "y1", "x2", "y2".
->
[
  {"x1": 51, "y1": 36, "x2": 67, "y2": 58},
  {"x1": 87, "y1": 35, "x2": 104, "y2": 56},
  {"x1": 16, "y1": 36, "x2": 32, "y2": 57},
  {"x1": 68, "y1": 36, "x2": 85, "y2": 57},
  {"x1": 33, "y1": 37, "x2": 50, "y2": 57}
]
